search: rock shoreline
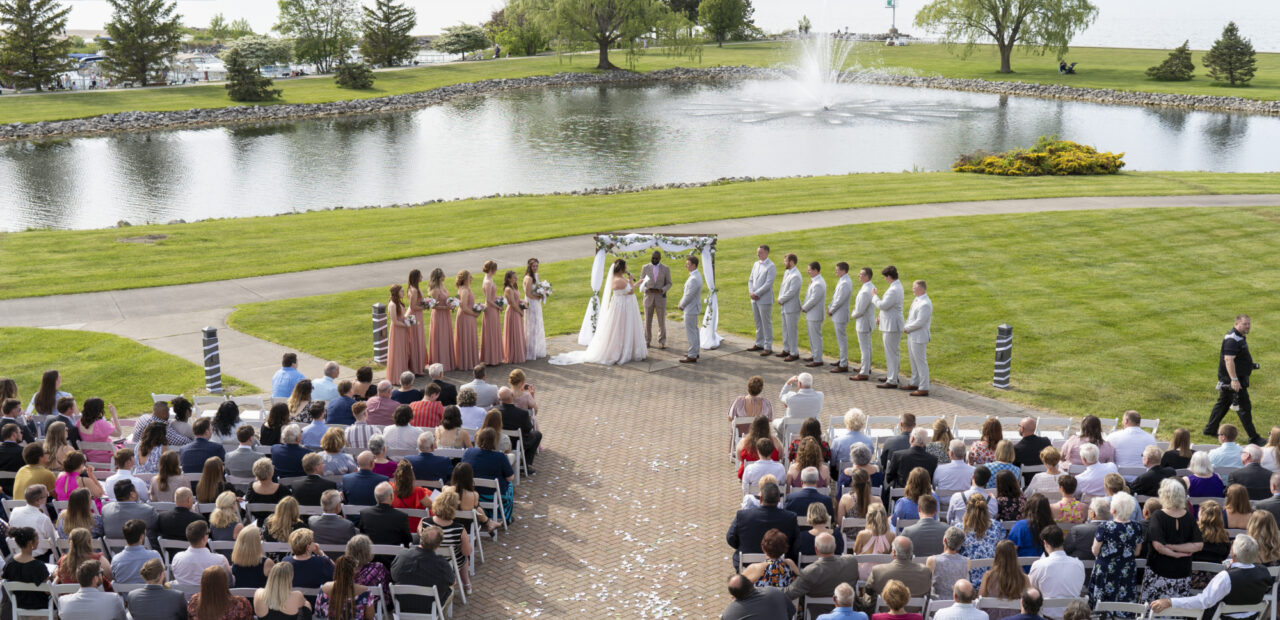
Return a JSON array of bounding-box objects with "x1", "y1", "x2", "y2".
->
[{"x1": 3, "y1": 65, "x2": 1278, "y2": 141}]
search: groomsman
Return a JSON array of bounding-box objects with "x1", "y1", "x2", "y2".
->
[
  {"x1": 747, "y1": 245, "x2": 777, "y2": 357},
  {"x1": 801, "y1": 261, "x2": 827, "y2": 368},
  {"x1": 678, "y1": 256, "x2": 704, "y2": 364},
  {"x1": 850, "y1": 267, "x2": 876, "y2": 381},
  {"x1": 902, "y1": 280, "x2": 933, "y2": 397},
  {"x1": 641, "y1": 251, "x2": 673, "y2": 350},
  {"x1": 776, "y1": 254, "x2": 803, "y2": 362},
  {"x1": 827, "y1": 262, "x2": 853, "y2": 373},
  {"x1": 873, "y1": 265, "x2": 905, "y2": 388}
]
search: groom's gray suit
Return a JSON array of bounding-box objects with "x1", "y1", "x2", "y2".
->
[{"x1": 679, "y1": 269, "x2": 703, "y2": 358}]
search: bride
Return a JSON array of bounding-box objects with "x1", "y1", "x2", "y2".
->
[{"x1": 550, "y1": 258, "x2": 647, "y2": 366}]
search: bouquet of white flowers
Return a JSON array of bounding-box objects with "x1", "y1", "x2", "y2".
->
[
  {"x1": 472, "y1": 303, "x2": 486, "y2": 313},
  {"x1": 535, "y1": 280, "x2": 553, "y2": 298},
  {"x1": 405, "y1": 315, "x2": 417, "y2": 326},
  {"x1": 447, "y1": 297, "x2": 460, "y2": 309},
  {"x1": 422, "y1": 297, "x2": 438, "y2": 310},
  {"x1": 494, "y1": 297, "x2": 507, "y2": 310}
]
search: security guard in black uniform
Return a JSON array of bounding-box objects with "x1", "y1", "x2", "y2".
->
[{"x1": 1205, "y1": 314, "x2": 1263, "y2": 446}]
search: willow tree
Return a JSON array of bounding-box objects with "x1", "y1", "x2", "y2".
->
[
  {"x1": 518, "y1": 0, "x2": 665, "y2": 70},
  {"x1": 914, "y1": 0, "x2": 1098, "y2": 74}
]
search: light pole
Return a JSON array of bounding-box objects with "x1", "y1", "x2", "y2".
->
[{"x1": 886, "y1": 0, "x2": 897, "y2": 35}]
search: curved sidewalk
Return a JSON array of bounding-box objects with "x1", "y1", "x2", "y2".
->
[{"x1": 4, "y1": 193, "x2": 1277, "y2": 387}]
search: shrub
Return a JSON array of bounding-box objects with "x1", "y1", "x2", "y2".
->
[
  {"x1": 953, "y1": 136, "x2": 1124, "y2": 176},
  {"x1": 334, "y1": 61, "x2": 375, "y2": 89},
  {"x1": 224, "y1": 49, "x2": 282, "y2": 102},
  {"x1": 1146, "y1": 40, "x2": 1195, "y2": 81}
]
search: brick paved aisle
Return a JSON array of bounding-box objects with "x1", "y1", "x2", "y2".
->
[{"x1": 454, "y1": 334, "x2": 1028, "y2": 619}]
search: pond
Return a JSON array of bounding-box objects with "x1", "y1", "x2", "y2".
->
[{"x1": 2, "y1": 79, "x2": 1277, "y2": 231}]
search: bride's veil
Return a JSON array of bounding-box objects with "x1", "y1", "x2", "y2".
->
[{"x1": 584, "y1": 261, "x2": 619, "y2": 356}]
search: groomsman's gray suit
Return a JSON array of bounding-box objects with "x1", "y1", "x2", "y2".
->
[
  {"x1": 874, "y1": 279, "x2": 905, "y2": 384},
  {"x1": 749, "y1": 258, "x2": 777, "y2": 352},
  {"x1": 679, "y1": 269, "x2": 703, "y2": 359},
  {"x1": 904, "y1": 291, "x2": 933, "y2": 391},
  {"x1": 801, "y1": 273, "x2": 827, "y2": 364},
  {"x1": 851, "y1": 279, "x2": 877, "y2": 376},
  {"x1": 827, "y1": 273, "x2": 853, "y2": 368},
  {"x1": 777, "y1": 266, "x2": 803, "y2": 356}
]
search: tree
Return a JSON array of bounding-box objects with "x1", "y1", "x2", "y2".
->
[
  {"x1": 1203, "y1": 22, "x2": 1256, "y2": 87},
  {"x1": 359, "y1": 0, "x2": 416, "y2": 66},
  {"x1": 0, "y1": 0, "x2": 73, "y2": 91},
  {"x1": 1145, "y1": 40, "x2": 1194, "y2": 81},
  {"x1": 797, "y1": 15, "x2": 810, "y2": 35},
  {"x1": 487, "y1": 4, "x2": 548, "y2": 57},
  {"x1": 220, "y1": 34, "x2": 293, "y2": 69},
  {"x1": 100, "y1": 0, "x2": 184, "y2": 86},
  {"x1": 207, "y1": 13, "x2": 228, "y2": 38},
  {"x1": 334, "y1": 59, "x2": 373, "y2": 88},
  {"x1": 275, "y1": 0, "x2": 359, "y2": 74},
  {"x1": 432, "y1": 23, "x2": 487, "y2": 59},
  {"x1": 697, "y1": 0, "x2": 751, "y2": 47},
  {"x1": 665, "y1": 0, "x2": 699, "y2": 21},
  {"x1": 228, "y1": 18, "x2": 254, "y2": 38},
  {"x1": 518, "y1": 0, "x2": 666, "y2": 70},
  {"x1": 224, "y1": 47, "x2": 281, "y2": 101},
  {"x1": 914, "y1": 0, "x2": 1098, "y2": 74}
]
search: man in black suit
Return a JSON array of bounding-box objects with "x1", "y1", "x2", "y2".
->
[
  {"x1": 47, "y1": 397, "x2": 81, "y2": 446},
  {"x1": 900, "y1": 495, "x2": 949, "y2": 557},
  {"x1": 783, "y1": 467, "x2": 834, "y2": 517},
  {"x1": 1229, "y1": 445, "x2": 1274, "y2": 500},
  {"x1": 1, "y1": 400, "x2": 35, "y2": 444},
  {"x1": 270, "y1": 424, "x2": 310, "y2": 478},
  {"x1": 390, "y1": 525, "x2": 455, "y2": 614},
  {"x1": 1012, "y1": 417, "x2": 1052, "y2": 485},
  {"x1": 429, "y1": 364, "x2": 457, "y2": 408},
  {"x1": 292, "y1": 453, "x2": 338, "y2": 506},
  {"x1": 878, "y1": 413, "x2": 916, "y2": 472},
  {"x1": 1131, "y1": 445, "x2": 1177, "y2": 497},
  {"x1": 0, "y1": 423, "x2": 26, "y2": 496},
  {"x1": 179, "y1": 418, "x2": 226, "y2": 473},
  {"x1": 726, "y1": 482, "x2": 797, "y2": 568},
  {"x1": 404, "y1": 434, "x2": 454, "y2": 483},
  {"x1": 497, "y1": 387, "x2": 542, "y2": 472},
  {"x1": 1064, "y1": 497, "x2": 1110, "y2": 561},
  {"x1": 154, "y1": 488, "x2": 205, "y2": 559},
  {"x1": 309, "y1": 489, "x2": 358, "y2": 545},
  {"x1": 1255, "y1": 472, "x2": 1280, "y2": 525},
  {"x1": 359, "y1": 482, "x2": 413, "y2": 546},
  {"x1": 342, "y1": 452, "x2": 389, "y2": 507},
  {"x1": 884, "y1": 427, "x2": 938, "y2": 504}
]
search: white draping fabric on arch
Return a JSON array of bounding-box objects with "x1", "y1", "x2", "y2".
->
[{"x1": 577, "y1": 233, "x2": 722, "y2": 350}]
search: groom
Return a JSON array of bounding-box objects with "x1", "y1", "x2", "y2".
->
[{"x1": 678, "y1": 256, "x2": 703, "y2": 364}]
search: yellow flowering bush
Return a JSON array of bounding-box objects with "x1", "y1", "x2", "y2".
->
[{"x1": 953, "y1": 136, "x2": 1125, "y2": 176}]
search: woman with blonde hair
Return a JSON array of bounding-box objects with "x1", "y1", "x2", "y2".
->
[
  {"x1": 728, "y1": 376, "x2": 773, "y2": 435},
  {"x1": 55, "y1": 487, "x2": 103, "y2": 538},
  {"x1": 43, "y1": 421, "x2": 71, "y2": 472},
  {"x1": 1191, "y1": 500, "x2": 1231, "y2": 589},
  {"x1": 210, "y1": 490, "x2": 245, "y2": 541},
  {"x1": 1224, "y1": 483, "x2": 1254, "y2": 529},
  {"x1": 253, "y1": 562, "x2": 312, "y2": 620},
  {"x1": 836, "y1": 468, "x2": 883, "y2": 528},
  {"x1": 986, "y1": 440, "x2": 1022, "y2": 487},
  {"x1": 1025, "y1": 446, "x2": 1063, "y2": 496},
  {"x1": 230, "y1": 526, "x2": 273, "y2": 589},
  {"x1": 796, "y1": 502, "x2": 845, "y2": 556},
  {"x1": 479, "y1": 261, "x2": 504, "y2": 367},
  {"x1": 508, "y1": 368, "x2": 538, "y2": 415},
  {"x1": 150, "y1": 450, "x2": 186, "y2": 502},
  {"x1": 1247, "y1": 510, "x2": 1280, "y2": 566},
  {"x1": 1262, "y1": 426, "x2": 1280, "y2": 471},
  {"x1": 431, "y1": 490, "x2": 473, "y2": 593},
  {"x1": 853, "y1": 503, "x2": 893, "y2": 580},
  {"x1": 872, "y1": 580, "x2": 921, "y2": 620},
  {"x1": 345, "y1": 534, "x2": 391, "y2": 603},
  {"x1": 284, "y1": 528, "x2": 334, "y2": 589},
  {"x1": 246, "y1": 458, "x2": 291, "y2": 523},
  {"x1": 1140, "y1": 478, "x2": 1203, "y2": 600},
  {"x1": 55, "y1": 528, "x2": 111, "y2": 585},
  {"x1": 926, "y1": 418, "x2": 954, "y2": 463},
  {"x1": 263, "y1": 496, "x2": 306, "y2": 544},
  {"x1": 960, "y1": 492, "x2": 1004, "y2": 587},
  {"x1": 453, "y1": 270, "x2": 480, "y2": 371},
  {"x1": 979, "y1": 540, "x2": 1029, "y2": 617},
  {"x1": 320, "y1": 427, "x2": 357, "y2": 475},
  {"x1": 966, "y1": 417, "x2": 1002, "y2": 466}
]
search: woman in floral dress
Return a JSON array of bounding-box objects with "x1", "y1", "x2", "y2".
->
[
  {"x1": 960, "y1": 493, "x2": 1005, "y2": 588},
  {"x1": 966, "y1": 418, "x2": 1002, "y2": 466},
  {"x1": 1089, "y1": 492, "x2": 1146, "y2": 608},
  {"x1": 1053, "y1": 474, "x2": 1088, "y2": 524}
]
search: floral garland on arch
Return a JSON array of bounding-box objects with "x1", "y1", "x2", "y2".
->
[{"x1": 593, "y1": 232, "x2": 718, "y2": 259}]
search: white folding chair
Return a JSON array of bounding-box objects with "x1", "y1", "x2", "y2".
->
[
  {"x1": 391, "y1": 584, "x2": 451, "y2": 619},
  {"x1": 151, "y1": 393, "x2": 181, "y2": 404},
  {"x1": 2, "y1": 579, "x2": 57, "y2": 619},
  {"x1": 435, "y1": 547, "x2": 465, "y2": 605},
  {"x1": 475, "y1": 477, "x2": 508, "y2": 531},
  {"x1": 876, "y1": 594, "x2": 928, "y2": 614},
  {"x1": 1209, "y1": 602, "x2": 1271, "y2": 620},
  {"x1": 978, "y1": 597, "x2": 1023, "y2": 613},
  {"x1": 1094, "y1": 601, "x2": 1147, "y2": 616}
]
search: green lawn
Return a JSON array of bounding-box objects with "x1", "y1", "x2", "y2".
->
[
  {"x1": 3, "y1": 41, "x2": 1279, "y2": 125},
  {"x1": 228, "y1": 207, "x2": 1280, "y2": 436},
  {"x1": 0, "y1": 327, "x2": 256, "y2": 417},
  {"x1": 6, "y1": 171, "x2": 1280, "y2": 300}
]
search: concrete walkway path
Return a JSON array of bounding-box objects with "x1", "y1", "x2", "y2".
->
[{"x1": 5, "y1": 193, "x2": 1277, "y2": 389}]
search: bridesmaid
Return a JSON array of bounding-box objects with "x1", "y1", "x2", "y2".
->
[
  {"x1": 386, "y1": 285, "x2": 412, "y2": 382},
  {"x1": 503, "y1": 270, "x2": 527, "y2": 364},
  {"x1": 427, "y1": 268, "x2": 455, "y2": 371},
  {"x1": 523, "y1": 258, "x2": 547, "y2": 360},
  {"x1": 406, "y1": 269, "x2": 428, "y2": 375},
  {"x1": 453, "y1": 270, "x2": 481, "y2": 371},
  {"x1": 479, "y1": 261, "x2": 504, "y2": 367}
]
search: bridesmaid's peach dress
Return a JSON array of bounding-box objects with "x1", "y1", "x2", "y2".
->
[
  {"x1": 428, "y1": 287, "x2": 454, "y2": 371},
  {"x1": 503, "y1": 287, "x2": 526, "y2": 364},
  {"x1": 453, "y1": 288, "x2": 480, "y2": 371},
  {"x1": 407, "y1": 285, "x2": 427, "y2": 375},
  {"x1": 386, "y1": 300, "x2": 411, "y2": 381},
  {"x1": 480, "y1": 278, "x2": 504, "y2": 366}
]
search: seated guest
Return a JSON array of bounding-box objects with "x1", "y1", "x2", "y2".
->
[
  {"x1": 1008, "y1": 588, "x2": 1048, "y2": 620},
  {"x1": 1064, "y1": 497, "x2": 1111, "y2": 561},
  {"x1": 796, "y1": 503, "x2": 845, "y2": 557},
  {"x1": 0, "y1": 422, "x2": 26, "y2": 494},
  {"x1": 985, "y1": 440, "x2": 1022, "y2": 488},
  {"x1": 722, "y1": 573, "x2": 794, "y2": 620},
  {"x1": 156, "y1": 488, "x2": 205, "y2": 553},
  {"x1": 123, "y1": 559, "x2": 186, "y2": 620},
  {"x1": 9, "y1": 484, "x2": 56, "y2": 560},
  {"x1": 105, "y1": 448, "x2": 151, "y2": 502},
  {"x1": 726, "y1": 481, "x2": 797, "y2": 568},
  {"x1": 498, "y1": 386, "x2": 542, "y2": 470},
  {"x1": 405, "y1": 431, "x2": 455, "y2": 482},
  {"x1": 884, "y1": 428, "x2": 937, "y2": 504},
  {"x1": 959, "y1": 494, "x2": 1003, "y2": 587},
  {"x1": 1008, "y1": 493, "x2": 1054, "y2": 558},
  {"x1": 1209, "y1": 424, "x2": 1244, "y2": 469},
  {"x1": 1059, "y1": 415, "x2": 1114, "y2": 466},
  {"x1": 729, "y1": 376, "x2": 775, "y2": 435},
  {"x1": 293, "y1": 452, "x2": 338, "y2": 506},
  {"x1": 209, "y1": 401, "x2": 243, "y2": 444},
  {"x1": 892, "y1": 467, "x2": 939, "y2": 527},
  {"x1": 854, "y1": 504, "x2": 894, "y2": 580},
  {"x1": 742, "y1": 528, "x2": 799, "y2": 588},
  {"x1": 246, "y1": 458, "x2": 292, "y2": 523},
  {"x1": 784, "y1": 532, "x2": 852, "y2": 604},
  {"x1": 346, "y1": 534, "x2": 392, "y2": 605},
  {"x1": 870, "y1": 579, "x2": 921, "y2": 620},
  {"x1": 461, "y1": 365, "x2": 499, "y2": 409},
  {"x1": 776, "y1": 374, "x2": 824, "y2": 430},
  {"x1": 188, "y1": 563, "x2": 253, "y2": 620},
  {"x1": 901, "y1": 494, "x2": 948, "y2": 557},
  {"x1": 1052, "y1": 474, "x2": 1087, "y2": 524},
  {"x1": 410, "y1": 383, "x2": 445, "y2": 428},
  {"x1": 1150, "y1": 534, "x2": 1277, "y2": 618},
  {"x1": 56, "y1": 487, "x2": 103, "y2": 538},
  {"x1": 1162, "y1": 428, "x2": 1195, "y2": 470},
  {"x1": 359, "y1": 482, "x2": 412, "y2": 549},
  {"x1": 1185, "y1": 451, "x2": 1227, "y2": 501},
  {"x1": 456, "y1": 388, "x2": 486, "y2": 430},
  {"x1": 129, "y1": 400, "x2": 191, "y2": 446},
  {"x1": 172, "y1": 520, "x2": 230, "y2": 586},
  {"x1": 925, "y1": 527, "x2": 969, "y2": 598},
  {"x1": 933, "y1": 579, "x2": 983, "y2": 620},
  {"x1": 253, "y1": 563, "x2": 314, "y2": 619},
  {"x1": 829, "y1": 409, "x2": 873, "y2": 474},
  {"x1": 178, "y1": 419, "x2": 225, "y2": 475},
  {"x1": 1, "y1": 526, "x2": 51, "y2": 612},
  {"x1": 965, "y1": 417, "x2": 1002, "y2": 467},
  {"x1": 1230, "y1": 445, "x2": 1273, "y2": 500},
  {"x1": 55, "y1": 528, "x2": 111, "y2": 585},
  {"x1": 150, "y1": 450, "x2": 186, "y2": 502},
  {"x1": 271, "y1": 424, "x2": 309, "y2": 479},
  {"x1": 230, "y1": 526, "x2": 273, "y2": 589},
  {"x1": 195, "y1": 455, "x2": 235, "y2": 505},
  {"x1": 1029, "y1": 524, "x2": 1085, "y2": 600},
  {"x1": 284, "y1": 528, "x2": 335, "y2": 589},
  {"x1": 390, "y1": 524, "x2": 457, "y2": 614},
  {"x1": 391, "y1": 460, "x2": 433, "y2": 530},
  {"x1": 978, "y1": 540, "x2": 1029, "y2": 614},
  {"x1": 925, "y1": 419, "x2": 955, "y2": 464},
  {"x1": 1106, "y1": 410, "x2": 1157, "y2": 478},
  {"x1": 320, "y1": 427, "x2": 357, "y2": 475},
  {"x1": 309, "y1": 489, "x2": 357, "y2": 545},
  {"x1": 934, "y1": 439, "x2": 975, "y2": 493},
  {"x1": 1023, "y1": 446, "x2": 1063, "y2": 497},
  {"x1": 1131, "y1": 444, "x2": 1177, "y2": 497},
  {"x1": 429, "y1": 363, "x2": 458, "y2": 407},
  {"x1": 1012, "y1": 417, "x2": 1052, "y2": 481},
  {"x1": 209, "y1": 491, "x2": 244, "y2": 542},
  {"x1": 364, "y1": 380, "x2": 399, "y2": 427},
  {"x1": 1074, "y1": 443, "x2": 1118, "y2": 497},
  {"x1": 300, "y1": 402, "x2": 330, "y2": 448},
  {"x1": 1257, "y1": 472, "x2": 1280, "y2": 525},
  {"x1": 737, "y1": 416, "x2": 783, "y2": 481},
  {"x1": 391, "y1": 371, "x2": 424, "y2": 405},
  {"x1": 107, "y1": 520, "x2": 161, "y2": 584},
  {"x1": 814, "y1": 582, "x2": 864, "y2": 620},
  {"x1": 317, "y1": 556, "x2": 379, "y2": 619},
  {"x1": 785, "y1": 466, "x2": 834, "y2": 517},
  {"x1": 368, "y1": 434, "x2": 399, "y2": 478},
  {"x1": 272, "y1": 353, "x2": 306, "y2": 399},
  {"x1": 945, "y1": 466, "x2": 996, "y2": 525},
  {"x1": 342, "y1": 451, "x2": 389, "y2": 506},
  {"x1": 429, "y1": 490, "x2": 472, "y2": 594},
  {"x1": 994, "y1": 470, "x2": 1026, "y2": 521},
  {"x1": 58, "y1": 558, "x2": 126, "y2": 620},
  {"x1": 461, "y1": 427, "x2": 514, "y2": 522},
  {"x1": 353, "y1": 366, "x2": 377, "y2": 400},
  {"x1": 443, "y1": 462, "x2": 500, "y2": 534},
  {"x1": 312, "y1": 361, "x2": 341, "y2": 403},
  {"x1": 1248, "y1": 511, "x2": 1280, "y2": 567},
  {"x1": 101, "y1": 480, "x2": 157, "y2": 540},
  {"x1": 435, "y1": 406, "x2": 472, "y2": 450},
  {"x1": 787, "y1": 417, "x2": 832, "y2": 466},
  {"x1": 742, "y1": 437, "x2": 786, "y2": 492},
  {"x1": 263, "y1": 497, "x2": 306, "y2": 544},
  {"x1": 225, "y1": 425, "x2": 260, "y2": 479},
  {"x1": 383, "y1": 405, "x2": 421, "y2": 451},
  {"x1": 44, "y1": 420, "x2": 72, "y2": 472},
  {"x1": 865, "y1": 536, "x2": 932, "y2": 598},
  {"x1": 13, "y1": 442, "x2": 56, "y2": 501},
  {"x1": 1226, "y1": 483, "x2": 1255, "y2": 529},
  {"x1": 260, "y1": 403, "x2": 291, "y2": 446},
  {"x1": 1, "y1": 402, "x2": 35, "y2": 447},
  {"x1": 344, "y1": 402, "x2": 380, "y2": 450},
  {"x1": 289, "y1": 379, "x2": 314, "y2": 423}
]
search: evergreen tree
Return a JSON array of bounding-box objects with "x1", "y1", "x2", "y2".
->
[
  {"x1": 334, "y1": 59, "x2": 374, "y2": 88},
  {"x1": 1145, "y1": 40, "x2": 1194, "y2": 81},
  {"x1": 224, "y1": 47, "x2": 281, "y2": 101},
  {"x1": 100, "y1": 0, "x2": 183, "y2": 86},
  {"x1": 1203, "y1": 22, "x2": 1256, "y2": 86},
  {"x1": 0, "y1": 0, "x2": 73, "y2": 91},
  {"x1": 359, "y1": 0, "x2": 417, "y2": 67}
]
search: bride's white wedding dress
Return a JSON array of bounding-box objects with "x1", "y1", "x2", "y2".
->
[{"x1": 550, "y1": 278, "x2": 647, "y2": 366}]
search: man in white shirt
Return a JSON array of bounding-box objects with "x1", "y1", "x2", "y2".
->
[
  {"x1": 742, "y1": 438, "x2": 786, "y2": 491},
  {"x1": 1029, "y1": 524, "x2": 1085, "y2": 599},
  {"x1": 946, "y1": 467, "x2": 998, "y2": 524},
  {"x1": 776, "y1": 253, "x2": 803, "y2": 362},
  {"x1": 170, "y1": 520, "x2": 230, "y2": 586},
  {"x1": 934, "y1": 440, "x2": 976, "y2": 491},
  {"x1": 901, "y1": 280, "x2": 933, "y2": 397},
  {"x1": 311, "y1": 361, "x2": 341, "y2": 403},
  {"x1": 933, "y1": 579, "x2": 987, "y2": 620},
  {"x1": 1106, "y1": 409, "x2": 1157, "y2": 480},
  {"x1": 747, "y1": 244, "x2": 777, "y2": 356},
  {"x1": 9, "y1": 483, "x2": 56, "y2": 559},
  {"x1": 777, "y1": 373, "x2": 823, "y2": 425},
  {"x1": 873, "y1": 265, "x2": 905, "y2": 388},
  {"x1": 460, "y1": 365, "x2": 499, "y2": 409},
  {"x1": 1210, "y1": 424, "x2": 1245, "y2": 469},
  {"x1": 1151, "y1": 534, "x2": 1274, "y2": 619},
  {"x1": 826, "y1": 262, "x2": 853, "y2": 373},
  {"x1": 1075, "y1": 443, "x2": 1119, "y2": 497},
  {"x1": 103, "y1": 448, "x2": 150, "y2": 502},
  {"x1": 849, "y1": 267, "x2": 877, "y2": 381}
]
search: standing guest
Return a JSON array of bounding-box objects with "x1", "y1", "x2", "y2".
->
[
  {"x1": 427, "y1": 268, "x2": 455, "y2": 371},
  {"x1": 317, "y1": 556, "x2": 378, "y2": 620},
  {"x1": 1107, "y1": 410, "x2": 1158, "y2": 478},
  {"x1": 503, "y1": 270, "x2": 527, "y2": 364},
  {"x1": 1087, "y1": 491, "x2": 1144, "y2": 607},
  {"x1": 729, "y1": 376, "x2": 774, "y2": 435},
  {"x1": 1141, "y1": 478, "x2": 1203, "y2": 600},
  {"x1": 641, "y1": 250, "x2": 673, "y2": 350},
  {"x1": 1131, "y1": 444, "x2": 1177, "y2": 497},
  {"x1": 1229, "y1": 445, "x2": 1273, "y2": 500},
  {"x1": 346, "y1": 535, "x2": 392, "y2": 605},
  {"x1": 407, "y1": 270, "x2": 428, "y2": 375},
  {"x1": 364, "y1": 381, "x2": 398, "y2": 427},
  {"x1": 272, "y1": 353, "x2": 306, "y2": 399},
  {"x1": 1064, "y1": 498, "x2": 1111, "y2": 560},
  {"x1": 1185, "y1": 451, "x2": 1227, "y2": 501},
  {"x1": 56, "y1": 487, "x2": 103, "y2": 538},
  {"x1": 410, "y1": 383, "x2": 445, "y2": 428},
  {"x1": 381, "y1": 406, "x2": 418, "y2": 450},
  {"x1": 849, "y1": 266, "x2": 877, "y2": 380},
  {"x1": 58, "y1": 559, "x2": 126, "y2": 620},
  {"x1": 358, "y1": 482, "x2": 413, "y2": 548},
  {"x1": 391, "y1": 371, "x2": 423, "y2": 405},
  {"x1": 386, "y1": 284, "x2": 413, "y2": 383},
  {"x1": 124, "y1": 559, "x2": 186, "y2": 620},
  {"x1": 479, "y1": 261, "x2": 505, "y2": 366},
  {"x1": 253, "y1": 563, "x2": 313, "y2": 620},
  {"x1": 262, "y1": 497, "x2": 306, "y2": 544},
  {"x1": 1205, "y1": 314, "x2": 1263, "y2": 445},
  {"x1": 353, "y1": 366, "x2": 377, "y2": 400},
  {"x1": 453, "y1": 270, "x2": 481, "y2": 371},
  {"x1": 1028, "y1": 525, "x2": 1085, "y2": 600},
  {"x1": 523, "y1": 258, "x2": 548, "y2": 359},
  {"x1": 180, "y1": 418, "x2": 226, "y2": 473},
  {"x1": 2, "y1": 526, "x2": 51, "y2": 611},
  {"x1": 309, "y1": 489, "x2": 357, "y2": 545},
  {"x1": 75, "y1": 398, "x2": 121, "y2": 464},
  {"x1": 1060, "y1": 415, "x2": 1115, "y2": 466},
  {"x1": 288, "y1": 380, "x2": 314, "y2": 423},
  {"x1": 978, "y1": 540, "x2": 1029, "y2": 617},
  {"x1": 261, "y1": 403, "x2": 291, "y2": 446},
  {"x1": 872, "y1": 265, "x2": 905, "y2": 388},
  {"x1": 1162, "y1": 428, "x2": 1195, "y2": 470},
  {"x1": 826, "y1": 262, "x2": 853, "y2": 373},
  {"x1": 775, "y1": 253, "x2": 802, "y2": 361},
  {"x1": 225, "y1": 426, "x2": 260, "y2": 479},
  {"x1": 870, "y1": 579, "x2": 922, "y2": 620},
  {"x1": 187, "y1": 564, "x2": 252, "y2": 620},
  {"x1": 369, "y1": 435, "x2": 399, "y2": 478},
  {"x1": 270, "y1": 425, "x2": 310, "y2": 479},
  {"x1": 798, "y1": 261, "x2": 826, "y2": 368},
  {"x1": 172, "y1": 521, "x2": 229, "y2": 585},
  {"x1": 429, "y1": 363, "x2": 457, "y2": 407},
  {"x1": 230, "y1": 526, "x2": 273, "y2": 589},
  {"x1": 900, "y1": 279, "x2": 932, "y2": 396},
  {"x1": 390, "y1": 525, "x2": 457, "y2": 615},
  {"x1": 722, "y1": 574, "x2": 794, "y2": 620},
  {"x1": 926, "y1": 527, "x2": 970, "y2": 599},
  {"x1": 324, "y1": 380, "x2": 357, "y2": 425},
  {"x1": 284, "y1": 528, "x2": 335, "y2": 589},
  {"x1": 1023, "y1": 447, "x2": 1063, "y2": 497},
  {"x1": 311, "y1": 361, "x2": 341, "y2": 403},
  {"x1": 342, "y1": 451, "x2": 390, "y2": 506},
  {"x1": 390, "y1": 459, "x2": 433, "y2": 530},
  {"x1": 747, "y1": 245, "x2": 776, "y2": 357},
  {"x1": 1007, "y1": 493, "x2": 1054, "y2": 558},
  {"x1": 320, "y1": 427, "x2": 357, "y2": 475}
]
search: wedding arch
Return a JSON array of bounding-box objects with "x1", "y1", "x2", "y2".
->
[{"x1": 576, "y1": 232, "x2": 723, "y2": 349}]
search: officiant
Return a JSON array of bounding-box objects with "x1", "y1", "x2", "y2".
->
[{"x1": 641, "y1": 250, "x2": 674, "y2": 350}]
